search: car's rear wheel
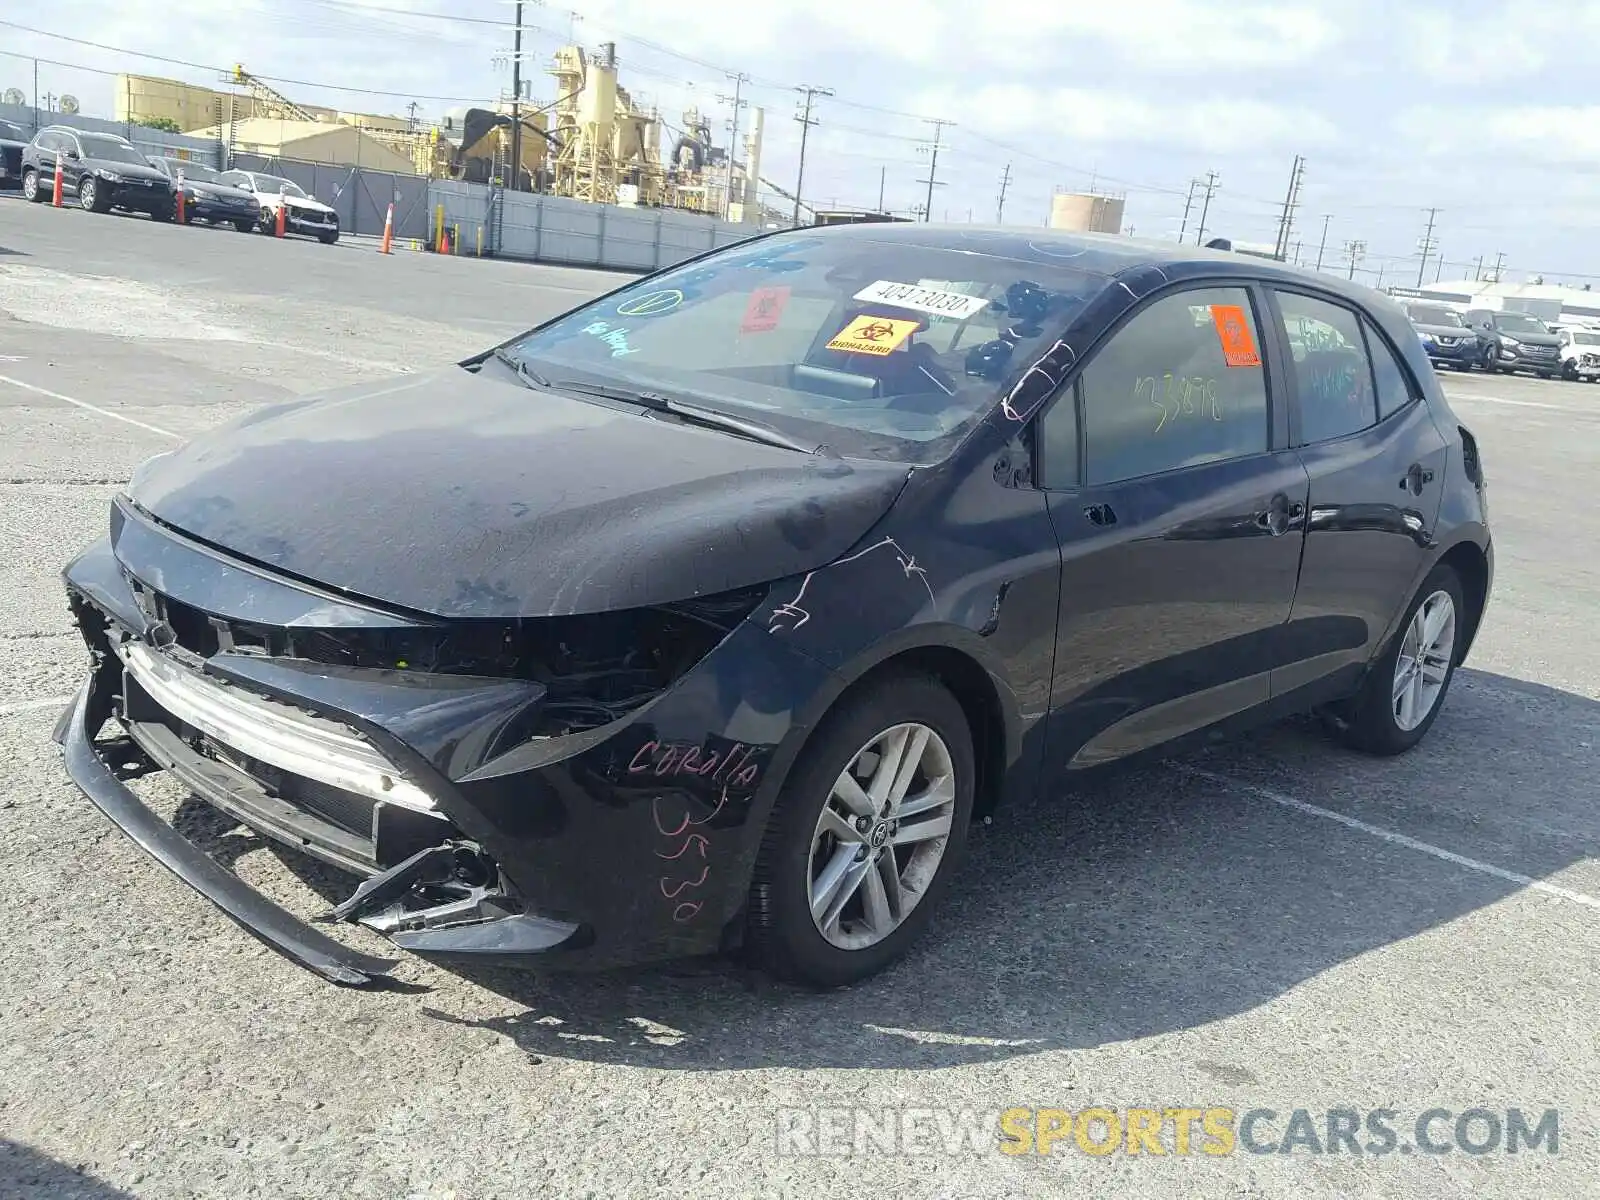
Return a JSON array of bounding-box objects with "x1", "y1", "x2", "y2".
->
[
  {"x1": 1336, "y1": 564, "x2": 1465, "y2": 756},
  {"x1": 21, "y1": 168, "x2": 41, "y2": 202},
  {"x1": 746, "y1": 672, "x2": 974, "y2": 987}
]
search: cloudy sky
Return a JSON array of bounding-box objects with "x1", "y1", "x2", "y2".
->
[{"x1": 4, "y1": 0, "x2": 1595, "y2": 285}]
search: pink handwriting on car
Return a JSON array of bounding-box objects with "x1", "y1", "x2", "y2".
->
[{"x1": 629, "y1": 739, "x2": 761, "y2": 788}]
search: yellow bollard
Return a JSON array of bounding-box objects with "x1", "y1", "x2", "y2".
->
[
  {"x1": 434, "y1": 203, "x2": 445, "y2": 253},
  {"x1": 476, "y1": 225, "x2": 483, "y2": 257},
  {"x1": 453, "y1": 223, "x2": 460, "y2": 255}
]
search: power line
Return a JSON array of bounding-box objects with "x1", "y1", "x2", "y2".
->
[
  {"x1": 717, "y1": 71, "x2": 750, "y2": 220},
  {"x1": 1272, "y1": 155, "x2": 1306, "y2": 260},
  {"x1": 1416, "y1": 207, "x2": 1440, "y2": 288},
  {"x1": 1195, "y1": 170, "x2": 1219, "y2": 245},
  {"x1": 791, "y1": 84, "x2": 832, "y2": 226},
  {"x1": 916, "y1": 118, "x2": 955, "y2": 224}
]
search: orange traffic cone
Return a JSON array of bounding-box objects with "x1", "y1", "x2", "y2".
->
[
  {"x1": 380, "y1": 203, "x2": 394, "y2": 254},
  {"x1": 52, "y1": 158, "x2": 62, "y2": 207},
  {"x1": 439, "y1": 227, "x2": 450, "y2": 255},
  {"x1": 275, "y1": 203, "x2": 286, "y2": 238}
]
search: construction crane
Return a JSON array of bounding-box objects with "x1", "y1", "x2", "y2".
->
[{"x1": 230, "y1": 64, "x2": 318, "y2": 123}]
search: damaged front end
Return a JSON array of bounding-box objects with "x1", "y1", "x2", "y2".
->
[{"x1": 57, "y1": 498, "x2": 781, "y2": 984}]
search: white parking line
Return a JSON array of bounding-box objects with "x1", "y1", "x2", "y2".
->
[
  {"x1": 1445, "y1": 392, "x2": 1590, "y2": 413},
  {"x1": 0, "y1": 373, "x2": 180, "y2": 439},
  {"x1": 1177, "y1": 765, "x2": 1600, "y2": 911},
  {"x1": 0, "y1": 696, "x2": 73, "y2": 718}
]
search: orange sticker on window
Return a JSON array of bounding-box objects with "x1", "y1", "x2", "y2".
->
[
  {"x1": 825, "y1": 315, "x2": 920, "y2": 357},
  {"x1": 741, "y1": 286, "x2": 790, "y2": 333},
  {"x1": 1210, "y1": 304, "x2": 1262, "y2": 367}
]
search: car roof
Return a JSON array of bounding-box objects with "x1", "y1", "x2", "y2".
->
[{"x1": 786, "y1": 222, "x2": 1398, "y2": 310}]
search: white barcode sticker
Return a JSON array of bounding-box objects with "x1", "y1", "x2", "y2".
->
[{"x1": 852, "y1": 280, "x2": 991, "y2": 320}]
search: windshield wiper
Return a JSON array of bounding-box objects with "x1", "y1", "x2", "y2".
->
[
  {"x1": 490, "y1": 346, "x2": 554, "y2": 390},
  {"x1": 549, "y1": 379, "x2": 818, "y2": 454}
]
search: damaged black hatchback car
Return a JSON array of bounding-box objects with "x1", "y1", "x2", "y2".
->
[{"x1": 57, "y1": 224, "x2": 1492, "y2": 987}]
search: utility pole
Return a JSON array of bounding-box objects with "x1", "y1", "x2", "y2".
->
[
  {"x1": 1273, "y1": 155, "x2": 1306, "y2": 260},
  {"x1": 996, "y1": 162, "x2": 1012, "y2": 224},
  {"x1": 1434, "y1": 250, "x2": 1446, "y2": 283},
  {"x1": 1194, "y1": 170, "x2": 1219, "y2": 244},
  {"x1": 717, "y1": 72, "x2": 749, "y2": 220},
  {"x1": 877, "y1": 165, "x2": 885, "y2": 213},
  {"x1": 1343, "y1": 238, "x2": 1366, "y2": 280},
  {"x1": 1178, "y1": 178, "x2": 1198, "y2": 243},
  {"x1": 791, "y1": 85, "x2": 832, "y2": 226},
  {"x1": 1473, "y1": 254, "x2": 1484, "y2": 281},
  {"x1": 1291, "y1": 239, "x2": 1303, "y2": 266},
  {"x1": 1416, "y1": 207, "x2": 1439, "y2": 287},
  {"x1": 1491, "y1": 250, "x2": 1506, "y2": 282},
  {"x1": 508, "y1": 0, "x2": 525, "y2": 191},
  {"x1": 916, "y1": 118, "x2": 955, "y2": 223},
  {"x1": 406, "y1": 100, "x2": 420, "y2": 130},
  {"x1": 1314, "y1": 213, "x2": 1332, "y2": 271}
]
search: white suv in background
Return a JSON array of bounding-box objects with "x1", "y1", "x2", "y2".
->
[
  {"x1": 215, "y1": 169, "x2": 340, "y2": 244},
  {"x1": 1553, "y1": 324, "x2": 1600, "y2": 382}
]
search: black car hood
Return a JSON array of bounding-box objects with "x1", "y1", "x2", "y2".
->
[
  {"x1": 87, "y1": 158, "x2": 169, "y2": 183},
  {"x1": 125, "y1": 366, "x2": 913, "y2": 619}
]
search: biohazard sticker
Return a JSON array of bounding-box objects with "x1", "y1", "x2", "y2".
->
[
  {"x1": 741, "y1": 286, "x2": 790, "y2": 333},
  {"x1": 853, "y1": 280, "x2": 990, "y2": 320},
  {"x1": 1210, "y1": 304, "x2": 1262, "y2": 367},
  {"x1": 825, "y1": 315, "x2": 920, "y2": 356}
]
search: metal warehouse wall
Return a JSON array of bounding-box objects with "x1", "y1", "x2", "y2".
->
[
  {"x1": 0, "y1": 104, "x2": 223, "y2": 169},
  {"x1": 429, "y1": 179, "x2": 756, "y2": 271}
]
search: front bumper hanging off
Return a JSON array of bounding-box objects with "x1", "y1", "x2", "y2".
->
[
  {"x1": 55, "y1": 653, "x2": 586, "y2": 987},
  {"x1": 56, "y1": 679, "x2": 399, "y2": 985}
]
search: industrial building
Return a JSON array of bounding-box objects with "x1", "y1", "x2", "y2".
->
[
  {"x1": 182, "y1": 117, "x2": 416, "y2": 174},
  {"x1": 1395, "y1": 279, "x2": 1600, "y2": 326},
  {"x1": 1048, "y1": 189, "x2": 1126, "y2": 234},
  {"x1": 114, "y1": 72, "x2": 405, "y2": 137},
  {"x1": 112, "y1": 49, "x2": 778, "y2": 225}
]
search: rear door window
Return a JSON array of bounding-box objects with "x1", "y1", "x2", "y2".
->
[
  {"x1": 1075, "y1": 285, "x2": 1270, "y2": 486},
  {"x1": 1272, "y1": 291, "x2": 1378, "y2": 445},
  {"x1": 1364, "y1": 322, "x2": 1418, "y2": 420}
]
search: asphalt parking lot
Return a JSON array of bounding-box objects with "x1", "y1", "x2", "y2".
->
[{"x1": 1, "y1": 196, "x2": 1596, "y2": 1200}]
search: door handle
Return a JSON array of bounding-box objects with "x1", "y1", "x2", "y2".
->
[
  {"x1": 1083, "y1": 503, "x2": 1117, "y2": 527},
  {"x1": 1255, "y1": 492, "x2": 1295, "y2": 536}
]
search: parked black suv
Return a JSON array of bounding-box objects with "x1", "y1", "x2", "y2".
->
[
  {"x1": 21, "y1": 126, "x2": 174, "y2": 218},
  {"x1": 1465, "y1": 308, "x2": 1563, "y2": 377},
  {"x1": 0, "y1": 118, "x2": 27, "y2": 190}
]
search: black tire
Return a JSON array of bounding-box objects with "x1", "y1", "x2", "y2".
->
[
  {"x1": 318, "y1": 229, "x2": 339, "y2": 245},
  {"x1": 1336, "y1": 564, "x2": 1467, "y2": 756},
  {"x1": 745, "y1": 671, "x2": 975, "y2": 988},
  {"x1": 1563, "y1": 361, "x2": 1578, "y2": 381},
  {"x1": 78, "y1": 177, "x2": 108, "y2": 213},
  {"x1": 151, "y1": 205, "x2": 173, "y2": 223},
  {"x1": 233, "y1": 219, "x2": 254, "y2": 233},
  {"x1": 1539, "y1": 371, "x2": 1555, "y2": 380},
  {"x1": 21, "y1": 168, "x2": 42, "y2": 203}
]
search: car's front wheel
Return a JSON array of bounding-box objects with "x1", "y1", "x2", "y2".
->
[
  {"x1": 233, "y1": 218, "x2": 254, "y2": 233},
  {"x1": 318, "y1": 229, "x2": 339, "y2": 245},
  {"x1": 1335, "y1": 564, "x2": 1466, "y2": 756},
  {"x1": 21, "y1": 168, "x2": 41, "y2": 202},
  {"x1": 78, "y1": 177, "x2": 108, "y2": 213},
  {"x1": 746, "y1": 671, "x2": 975, "y2": 987}
]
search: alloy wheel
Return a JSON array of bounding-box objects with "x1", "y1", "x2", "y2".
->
[
  {"x1": 1393, "y1": 589, "x2": 1456, "y2": 732},
  {"x1": 807, "y1": 722, "x2": 957, "y2": 951},
  {"x1": 79, "y1": 179, "x2": 95, "y2": 211},
  {"x1": 22, "y1": 171, "x2": 36, "y2": 201}
]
